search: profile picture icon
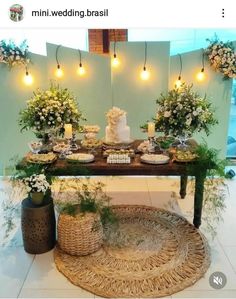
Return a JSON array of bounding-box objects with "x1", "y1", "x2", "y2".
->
[{"x1": 9, "y1": 4, "x2": 24, "y2": 22}]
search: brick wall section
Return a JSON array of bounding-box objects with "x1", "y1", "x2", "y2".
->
[{"x1": 88, "y1": 29, "x2": 128, "y2": 54}]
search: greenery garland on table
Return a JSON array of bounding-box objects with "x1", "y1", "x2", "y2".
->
[
  {"x1": 19, "y1": 83, "x2": 85, "y2": 139},
  {"x1": 0, "y1": 39, "x2": 30, "y2": 68},
  {"x1": 205, "y1": 36, "x2": 236, "y2": 79}
]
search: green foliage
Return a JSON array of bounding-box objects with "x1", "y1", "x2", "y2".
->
[
  {"x1": 155, "y1": 136, "x2": 175, "y2": 150},
  {"x1": 54, "y1": 178, "x2": 117, "y2": 226},
  {"x1": 190, "y1": 142, "x2": 228, "y2": 177},
  {"x1": 100, "y1": 206, "x2": 117, "y2": 226},
  {"x1": 59, "y1": 203, "x2": 78, "y2": 216},
  {"x1": 80, "y1": 198, "x2": 98, "y2": 213},
  {"x1": 187, "y1": 142, "x2": 229, "y2": 239}
]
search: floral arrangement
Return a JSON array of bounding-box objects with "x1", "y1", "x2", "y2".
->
[
  {"x1": 205, "y1": 37, "x2": 236, "y2": 79},
  {"x1": 0, "y1": 39, "x2": 30, "y2": 68},
  {"x1": 19, "y1": 83, "x2": 85, "y2": 138},
  {"x1": 106, "y1": 106, "x2": 126, "y2": 142},
  {"x1": 155, "y1": 83, "x2": 218, "y2": 137},
  {"x1": 106, "y1": 106, "x2": 126, "y2": 125},
  {"x1": 22, "y1": 174, "x2": 50, "y2": 194},
  {"x1": 53, "y1": 178, "x2": 116, "y2": 225}
]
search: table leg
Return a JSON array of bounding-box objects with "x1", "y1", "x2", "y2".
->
[
  {"x1": 193, "y1": 173, "x2": 206, "y2": 228},
  {"x1": 180, "y1": 175, "x2": 188, "y2": 199}
]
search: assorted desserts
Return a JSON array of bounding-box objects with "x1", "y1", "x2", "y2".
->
[
  {"x1": 140, "y1": 154, "x2": 170, "y2": 164},
  {"x1": 66, "y1": 153, "x2": 95, "y2": 163},
  {"x1": 53, "y1": 143, "x2": 70, "y2": 153},
  {"x1": 81, "y1": 139, "x2": 102, "y2": 149},
  {"x1": 27, "y1": 152, "x2": 57, "y2": 164},
  {"x1": 107, "y1": 154, "x2": 131, "y2": 164},
  {"x1": 103, "y1": 148, "x2": 135, "y2": 157},
  {"x1": 175, "y1": 150, "x2": 198, "y2": 162},
  {"x1": 83, "y1": 125, "x2": 100, "y2": 133}
]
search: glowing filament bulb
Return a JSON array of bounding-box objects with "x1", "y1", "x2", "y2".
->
[
  {"x1": 111, "y1": 54, "x2": 120, "y2": 68},
  {"x1": 175, "y1": 76, "x2": 182, "y2": 88},
  {"x1": 140, "y1": 66, "x2": 150, "y2": 80},
  {"x1": 77, "y1": 63, "x2": 85, "y2": 76},
  {"x1": 196, "y1": 68, "x2": 205, "y2": 81},
  {"x1": 55, "y1": 64, "x2": 63, "y2": 78},
  {"x1": 23, "y1": 71, "x2": 33, "y2": 86}
]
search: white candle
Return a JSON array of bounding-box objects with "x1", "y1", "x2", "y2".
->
[
  {"x1": 148, "y1": 122, "x2": 155, "y2": 138},
  {"x1": 64, "y1": 124, "x2": 72, "y2": 139}
]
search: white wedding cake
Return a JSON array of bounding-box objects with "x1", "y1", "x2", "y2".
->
[{"x1": 105, "y1": 107, "x2": 131, "y2": 143}]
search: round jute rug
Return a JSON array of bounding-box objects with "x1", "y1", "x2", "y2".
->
[{"x1": 54, "y1": 205, "x2": 211, "y2": 298}]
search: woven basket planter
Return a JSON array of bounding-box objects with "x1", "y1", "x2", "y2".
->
[{"x1": 57, "y1": 212, "x2": 103, "y2": 256}]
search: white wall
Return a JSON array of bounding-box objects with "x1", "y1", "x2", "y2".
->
[{"x1": 111, "y1": 41, "x2": 170, "y2": 139}]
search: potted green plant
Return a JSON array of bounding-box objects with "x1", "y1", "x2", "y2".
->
[{"x1": 53, "y1": 178, "x2": 116, "y2": 256}]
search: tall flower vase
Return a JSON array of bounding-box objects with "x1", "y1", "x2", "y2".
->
[
  {"x1": 30, "y1": 192, "x2": 44, "y2": 205},
  {"x1": 37, "y1": 132, "x2": 53, "y2": 152}
]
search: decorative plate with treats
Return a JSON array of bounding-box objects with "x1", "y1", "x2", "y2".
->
[
  {"x1": 81, "y1": 139, "x2": 102, "y2": 149},
  {"x1": 103, "y1": 139, "x2": 134, "y2": 146},
  {"x1": 140, "y1": 154, "x2": 170, "y2": 165},
  {"x1": 82, "y1": 125, "x2": 100, "y2": 133},
  {"x1": 103, "y1": 149, "x2": 135, "y2": 157},
  {"x1": 174, "y1": 150, "x2": 198, "y2": 162},
  {"x1": 26, "y1": 152, "x2": 57, "y2": 164},
  {"x1": 53, "y1": 143, "x2": 70, "y2": 153},
  {"x1": 66, "y1": 153, "x2": 95, "y2": 163}
]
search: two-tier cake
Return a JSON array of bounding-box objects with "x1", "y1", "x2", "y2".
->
[{"x1": 105, "y1": 107, "x2": 131, "y2": 144}]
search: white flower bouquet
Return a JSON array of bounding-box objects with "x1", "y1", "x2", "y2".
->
[
  {"x1": 19, "y1": 83, "x2": 85, "y2": 138},
  {"x1": 155, "y1": 83, "x2": 218, "y2": 137},
  {"x1": 106, "y1": 107, "x2": 125, "y2": 126},
  {"x1": 205, "y1": 37, "x2": 236, "y2": 79},
  {"x1": 0, "y1": 39, "x2": 30, "y2": 68},
  {"x1": 22, "y1": 174, "x2": 50, "y2": 194}
]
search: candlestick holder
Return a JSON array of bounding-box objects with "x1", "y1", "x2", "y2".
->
[
  {"x1": 68, "y1": 133, "x2": 80, "y2": 151},
  {"x1": 148, "y1": 137, "x2": 156, "y2": 153}
]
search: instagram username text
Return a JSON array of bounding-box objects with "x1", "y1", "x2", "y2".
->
[{"x1": 32, "y1": 9, "x2": 109, "y2": 18}]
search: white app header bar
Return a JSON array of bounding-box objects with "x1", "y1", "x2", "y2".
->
[{"x1": 0, "y1": 0, "x2": 236, "y2": 28}]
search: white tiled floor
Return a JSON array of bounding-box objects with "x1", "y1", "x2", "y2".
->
[{"x1": 1, "y1": 175, "x2": 236, "y2": 298}]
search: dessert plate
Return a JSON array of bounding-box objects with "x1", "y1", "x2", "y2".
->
[
  {"x1": 26, "y1": 152, "x2": 57, "y2": 164},
  {"x1": 66, "y1": 153, "x2": 95, "y2": 163},
  {"x1": 102, "y1": 139, "x2": 134, "y2": 146},
  {"x1": 140, "y1": 154, "x2": 170, "y2": 165}
]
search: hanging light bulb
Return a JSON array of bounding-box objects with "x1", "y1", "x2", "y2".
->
[
  {"x1": 140, "y1": 66, "x2": 150, "y2": 80},
  {"x1": 174, "y1": 54, "x2": 183, "y2": 88},
  {"x1": 77, "y1": 49, "x2": 86, "y2": 76},
  {"x1": 23, "y1": 66, "x2": 33, "y2": 86},
  {"x1": 55, "y1": 45, "x2": 63, "y2": 78},
  {"x1": 111, "y1": 53, "x2": 120, "y2": 68},
  {"x1": 55, "y1": 64, "x2": 63, "y2": 78},
  {"x1": 111, "y1": 30, "x2": 120, "y2": 68},
  {"x1": 140, "y1": 41, "x2": 150, "y2": 81},
  {"x1": 77, "y1": 63, "x2": 85, "y2": 76},
  {"x1": 196, "y1": 68, "x2": 205, "y2": 81},
  {"x1": 175, "y1": 75, "x2": 182, "y2": 88},
  {"x1": 196, "y1": 49, "x2": 206, "y2": 82}
]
